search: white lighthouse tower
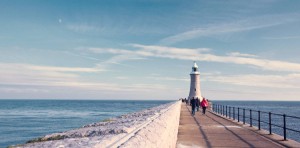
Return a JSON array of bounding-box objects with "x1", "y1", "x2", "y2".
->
[{"x1": 188, "y1": 61, "x2": 202, "y2": 102}]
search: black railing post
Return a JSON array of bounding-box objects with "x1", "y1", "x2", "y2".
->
[
  {"x1": 226, "y1": 106, "x2": 228, "y2": 117},
  {"x1": 283, "y1": 114, "x2": 287, "y2": 140},
  {"x1": 258, "y1": 111, "x2": 261, "y2": 130},
  {"x1": 229, "y1": 106, "x2": 231, "y2": 119},
  {"x1": 250, "y1": 109, "x2": 252, "y2": 127},
  {"x1": 215, "y1": 104, "x2": 217, "y2": 112},
  {"x1": 221, "y1": 105, "x2": 223, "y2": 115},
  {"x1": 233, "y1": 107, "x2": 235, "y2": 120},
  {"x1": 238, "y1": 108, "x2": 240, "y2": 122},
  {"x1": 243, "y1": 109, "x2": 245, "y2": 124},
  {"x1": 220, "y1": 105, "x2": 222, "y2": 115},
  {"x1": 269, "y1": 112, "x2": 272, "y2": 134},
  {"x1": 215, "y1": 104, "x2": 216, "y2": 112}
]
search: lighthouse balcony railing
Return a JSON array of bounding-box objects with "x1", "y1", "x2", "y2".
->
[{"x1": 211, "y1": 104, "x2": 300, "y2": 141}]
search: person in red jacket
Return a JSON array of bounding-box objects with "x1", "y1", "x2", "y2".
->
[{"x1": 201, "y1": 97, "x2": 209, "y2": 115}]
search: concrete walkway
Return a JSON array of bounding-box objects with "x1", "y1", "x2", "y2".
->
[{"x1": 176, "y1": 103, "x2": 284, "y2": 148}]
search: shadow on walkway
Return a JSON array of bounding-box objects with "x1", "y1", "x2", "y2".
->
[{"x1": 177, "y1": 103, "x2": 283, "y2": 148}]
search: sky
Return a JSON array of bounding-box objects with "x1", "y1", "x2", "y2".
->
[{"x1": 1, "y1": 0, "x2": 300, "y2": 101}]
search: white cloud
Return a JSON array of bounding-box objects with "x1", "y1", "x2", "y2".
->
[
  {"x1": 0, "y1": 63, "x2": 169, "y2": 95},
  {"x1": 160, "y1": 14, "x2": 298, "y2": 44},
  {"x1": 262, "y1": 35, "x2": 300, "y2": 40},
  {"x1": 87, "y1": 47, "x2": 148, "y2": 68},
  {"x1": 0, "y1": 87, "x2": 49, "y2": 93},
  {"x1": 115, "y1": 76, "x2": 129, "y2": 80},
  {"x1": 146, "y1": 76, "x2": 189, "y2": 82},
  {"x1": 27, "y1": 65, "x2": 102, "y2": 72},
  {"x1": 200, "y1": 72, "x2": 300, "y2": 100},
  {"x1": 88, "y1": 47, "x2": 133, "y2": 54},
  {"x1": 0, "y1": 63, "x2": 102, "y2": 89},
  {"x1": 205, "y1": 73, "x2": 300, "y2": 89},
  {"x1": 86, "y1": 44, "x2": 300, "y2": 72},
  {"x1": 227, "y1": 52, "x2": 258, "y2": 58},
  {"x1": 81, "y1": 45, "x2": 300, "y2": 99},
  {"x1": 126, "y1": 44, "x2": 300, "y2": 73}
]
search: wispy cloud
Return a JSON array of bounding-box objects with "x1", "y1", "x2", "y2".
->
[
  {"x1": 262, "y1": 35, "x2": 300, "y2": 40},
  {"x1": 227, "y1": 52, "x2": 258, "y2": 58},
  {"x1": 0, "y1": 63, "x2": 168, "y2": 94},
  {"x1": 87, "y1": 47, "x2": 148, "y2": 68},
  {"x1": 87, "y1": 45, "x2": 210, "y2": 61},
  {"x1": 134, "y1": 44, "x2": 300, "y2": 72},
  {"x1": 0, "y1": 63, "x2": 102, "y2": 87},
  {"x1": 161, "y1": 14, "x2": 298, "y2": 44},
  {"x1": 115, "y1": 76, "x2": 129, "y2": 80},
  {"x1": 0, "y1": 87, "x2": 49, "y2": 93},
  {"x1": 206, "y1": 73, "x2": 300, "y2": 89},
  {"x1": 64, "y1": 51, "x2": 102, "y2": 61},
  {"x1": 146, "y1": 76, "x2": 189, "y2": 82},
  {"x1": 27, "y1": 65, "x2": 101, "y2": 72},
  {"x1": 87, "y1": 44, "x2": 300, "y2": 73}
]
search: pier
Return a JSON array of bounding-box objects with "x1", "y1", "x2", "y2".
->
[{"x1": 176, "y1": 103, "x2": 299, "y2": 148}]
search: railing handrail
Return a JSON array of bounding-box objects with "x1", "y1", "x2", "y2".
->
[
  {"x1": 211, "y1": 104, "x2": 300, "y2": 141},
  {"x1": 219, "y1": 106, "x2": 298, "y2": 117}
]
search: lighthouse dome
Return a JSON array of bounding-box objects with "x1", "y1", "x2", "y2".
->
[
  {"x1": 191, "y1": 62, "x2": 200, "y2": 74},
  {"x1": 193, "y1": 62, "x2": 198, "y2": 68}
]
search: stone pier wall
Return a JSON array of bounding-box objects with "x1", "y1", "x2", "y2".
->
[{"x1": 120, "y1": 101, "x2": 181, "y2": 148}]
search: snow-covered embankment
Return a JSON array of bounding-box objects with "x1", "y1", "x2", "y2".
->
[
  {"x1": 118, "y1": 100, "x2": 181, "y2": 148},
  {"x1": 15, "y1": 101, "x2": 181, "y2": 148}
]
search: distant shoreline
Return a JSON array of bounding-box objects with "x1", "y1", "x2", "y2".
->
[
  {"x1": 0, "y1": 99, "x2": 174, "y2": 101},
  {"x1": 0, "y1": 99, "x2": 299, "y2": 102}
]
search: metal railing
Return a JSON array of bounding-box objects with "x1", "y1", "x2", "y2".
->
[{"x1": 212, "y1": 104, "x2": 300, "y2": 141}]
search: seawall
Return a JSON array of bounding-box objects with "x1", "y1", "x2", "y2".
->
[
  {"x1": 118, "y1": 100, "x2": 181, "y2": 148},
  {"x1": 13, "y1": 101, "x2": 181, "y2": 148}
]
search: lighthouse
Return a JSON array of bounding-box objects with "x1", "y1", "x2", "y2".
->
[{"x1": 188, "y1": 62, "x2": 202, "y2": 102}]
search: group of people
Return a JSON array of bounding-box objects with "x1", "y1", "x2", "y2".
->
[{"x1": 183, "y1": 97, "x2": 209, "y2": 116}]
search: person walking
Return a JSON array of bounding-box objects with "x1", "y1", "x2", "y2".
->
[
  {"x1": 195, "y1": 97, "x2": 199, "y2": 111},
  {"x1": 201, "y1": 97, "x2": 209, "y2": 115},
  {"x1": 190, "y1": 97, "x2": 196, "y2": 116}
]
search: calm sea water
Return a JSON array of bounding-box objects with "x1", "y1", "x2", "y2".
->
[
  {"x1": 212, "y1": 101, "x2": 300, "y2": 142},
  {"x1": 0, "y1": 100, "x2": 172, "y2": 147}
]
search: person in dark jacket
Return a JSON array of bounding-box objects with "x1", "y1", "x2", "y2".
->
[{"x1": 190, "y1": 97, "x2": 196, "y2": 116}]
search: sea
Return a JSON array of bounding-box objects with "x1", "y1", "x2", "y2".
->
[
  {"x1": 0, "y1": 100, "x2": 299, "y2": 147},
  {"x1": 0, "y1": 100, "x2": 172, "y2": 147}
]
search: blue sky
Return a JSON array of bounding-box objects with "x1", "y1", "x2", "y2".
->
[{"x1": 1, "y1": 0, "x2": 300, "y2": 100}]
